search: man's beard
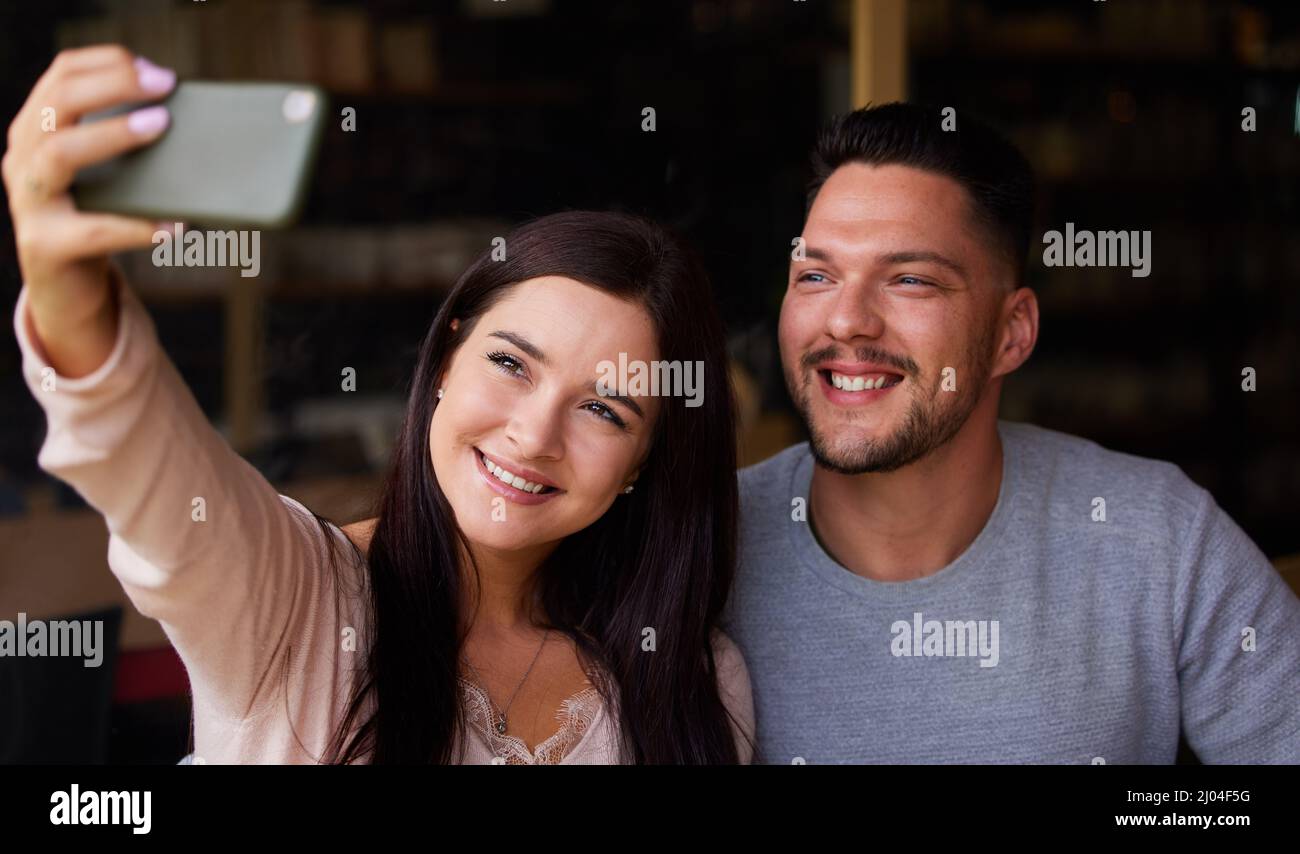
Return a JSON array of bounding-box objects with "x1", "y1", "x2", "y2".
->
[{"x1": 792, "y1": 331, "x2": 995, "y2": 475}]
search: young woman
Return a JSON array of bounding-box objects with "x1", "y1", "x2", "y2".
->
[{"x1": 7, "y1": 46, "x2": 754, "y2": 764}]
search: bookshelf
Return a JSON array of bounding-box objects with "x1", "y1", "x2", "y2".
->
[{"x1": 906, "y1": 0, "x2": 1300, "y2": 556}]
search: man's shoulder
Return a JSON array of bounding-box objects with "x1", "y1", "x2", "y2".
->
[
  {"x1": 1002, "y1": 420, "x2": 1209, "y2": 531},
  {"x1": 737, "y1": 441, "x2": 810, "y2": 502},
  {"x1": 1003, "y1": 420, "x2": 1191, "y2": 484}
]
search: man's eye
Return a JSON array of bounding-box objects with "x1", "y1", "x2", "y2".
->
[
  {"x1": 897, "y1": 275, "x2": 932, "y2": 286},
  {"x1": 486, "y1": 351, "x2": 525, "y2": 376},
  {"x1": 797, "y1": 272, "x2": 827, "y2": 283}
]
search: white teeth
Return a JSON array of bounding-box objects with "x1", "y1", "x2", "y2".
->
[
  {"x1": 829, "y1": 371, "x2": 897, "y2": 391},
  {"x1": 480, "y1": 450, "x2": 549, "y2": 494}
]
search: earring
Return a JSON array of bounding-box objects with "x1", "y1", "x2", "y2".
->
[
  {"x1": 437, "y1": 387, "x2": 444, "y2": 399},
  {"x1": 622, "y1": 484, "x2": 634, "y2": 494}
]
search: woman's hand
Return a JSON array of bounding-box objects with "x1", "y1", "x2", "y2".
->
[{"x1": 3, "y1": 45, "x2": 176, "y2": 378}]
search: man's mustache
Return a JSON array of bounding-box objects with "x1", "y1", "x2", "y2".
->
[{"x1": 801, "y1": 346, "x2": 919, "y2": 377}]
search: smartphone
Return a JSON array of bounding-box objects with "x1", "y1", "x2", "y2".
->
[{"x1": 72, "y1": 81, "x2": 327, "y2": 229}]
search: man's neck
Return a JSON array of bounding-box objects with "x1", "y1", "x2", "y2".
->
[{"x1": 808, "y1": 409, "x2": 1004, "y2": 583}]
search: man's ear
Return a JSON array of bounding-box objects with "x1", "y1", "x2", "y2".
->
[{"x1": 991, "y1": 287, "x2": 1039, "y2": 379}]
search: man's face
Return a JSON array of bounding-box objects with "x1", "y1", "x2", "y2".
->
[{"x1": 779, "y1": 162, "x2": 1007, "y2": 474}]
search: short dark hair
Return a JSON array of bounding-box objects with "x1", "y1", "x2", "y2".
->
[{"x1": 806, "y1": 102, "x2": 1036, "y2": 288}]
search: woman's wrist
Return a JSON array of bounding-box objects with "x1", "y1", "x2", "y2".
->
[{"x1": 27, "y1": 273, "x2": 121, "y2": 380}]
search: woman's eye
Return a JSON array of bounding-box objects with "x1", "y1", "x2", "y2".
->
[
  {"x1": 584, "y1": 401, "x2": 627, "y2": 428},
  {"x1": 486, "y1": 351, "x2": 526, "y2": 377},
  {"x1": 485, "y1": 351, "x2": 626, "y2": 428}
]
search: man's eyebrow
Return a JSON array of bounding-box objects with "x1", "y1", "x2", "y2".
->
[
  {"x1": 799, "y1": 247, "x2": 969, "y2": 280},
  {"x1": 488, "y1": 330, "x2": 548, "y2": 366},
  {"x1": 880, "y1": 250, "x2": 968, "y2": 279},
  {"x1": 588, "y1": 382, "x2": 645, "y2": 419}
]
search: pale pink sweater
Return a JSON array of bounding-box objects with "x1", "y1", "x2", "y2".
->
[{"x1": 13, "y1": 267, "x2": 756, "y2": 764}]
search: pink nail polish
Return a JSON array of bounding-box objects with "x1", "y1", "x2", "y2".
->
[
  {"x1": 127, "y1": 105, "x2": 169, "y2": 135},
  {"x1": 134, "y1": 56, "x2": 176, "y2": 94}
]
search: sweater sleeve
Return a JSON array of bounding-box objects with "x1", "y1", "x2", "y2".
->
[
  {"x1": 1173, "y1": 484, "x2": 1300, "y2": 763},
  {"x1": 12, "y1": 264, "x2": 353, "y2": 725}
]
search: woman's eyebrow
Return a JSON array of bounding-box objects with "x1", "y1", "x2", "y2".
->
[
  {"x1": 488, "y1": 330, "x2": 548, "y2": 365},
  {"x1": 588, "y1": 382, "x2": 645, "y2": 419},
  {"x1": 487, "y1": 329, "x2": 646, "y2": 419}
]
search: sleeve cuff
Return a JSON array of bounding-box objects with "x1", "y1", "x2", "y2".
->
[{"x1": 13, "y1": 261, "x2": 137, "y2": 395}]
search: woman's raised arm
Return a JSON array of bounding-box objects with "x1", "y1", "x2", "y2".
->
[{"x1": 7, "y1": 48, "x2": 362, "y2": 756}]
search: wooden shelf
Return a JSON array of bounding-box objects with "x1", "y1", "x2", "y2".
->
[
  {"x1": 133, "y1": 278, "x2": 455, "y2": 302},
  {"x1": 327, "y1": 81, "x2": 589, "y2": 107}
]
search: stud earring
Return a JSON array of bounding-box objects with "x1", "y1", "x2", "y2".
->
[
  {"x1": 622, "y1": 484, "x2": 634, "y2": 494},
  {"x1": 437, "y1": 387, "x2": 444, "y2": 399}
]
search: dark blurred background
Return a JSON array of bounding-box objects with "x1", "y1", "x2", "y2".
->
[{"x1": 1, "y1": 0, "x2": 1297, "y2": 763}]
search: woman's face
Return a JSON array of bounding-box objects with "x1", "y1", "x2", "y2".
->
[{"x1": 430, "y1": 276, "x2": 662, "y2": 553}]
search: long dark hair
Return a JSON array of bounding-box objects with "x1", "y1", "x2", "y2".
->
[{"x1": 306, "y1": 210, "x2": 744, "y2": 763}]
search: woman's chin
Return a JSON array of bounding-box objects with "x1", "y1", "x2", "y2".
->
[{"x1": 457, "y1": 521, "x2": 554, "y2": 554}]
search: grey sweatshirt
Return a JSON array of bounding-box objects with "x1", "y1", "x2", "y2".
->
[{"x1": 722, "y1": 421, "x2": 1299, "y2": 764}]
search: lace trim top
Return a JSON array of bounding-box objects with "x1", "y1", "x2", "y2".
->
[{"x1": 458, "y1": 677, "x2": 604, "y2": 764}]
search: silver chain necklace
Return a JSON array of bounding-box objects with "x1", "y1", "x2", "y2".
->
[{"x1": 461, "y1": 628, "x2": 551, "y2": 735}]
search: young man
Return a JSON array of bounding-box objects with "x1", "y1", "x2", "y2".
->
[{"x1": 723, "y1": 102, "x2": 1299, "y2": 764}]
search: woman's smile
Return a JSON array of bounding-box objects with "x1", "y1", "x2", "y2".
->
[{"x1": 473, "y1": 445, "x2": 565, "y2": 505}]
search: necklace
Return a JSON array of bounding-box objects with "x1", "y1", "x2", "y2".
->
[{"x1": 461, "y1": 628, "x2": 550, "y2": 735}]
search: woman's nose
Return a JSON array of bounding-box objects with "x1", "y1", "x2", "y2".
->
[{"x1": 503, "y1": 393, "x2": 566, "y2": 461}]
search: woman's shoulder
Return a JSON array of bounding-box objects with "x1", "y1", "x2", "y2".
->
[
  {"x1": 709, "y1": 627, "x2": 743, "y2": 664},
  {"x1": 709, "y1": 628, "x2": 756, "y2": 762},
  {"x1": 708, "y1": 628, "x2": 751, "y2": 696},
  {"x1": 341, "y1": 516, "x2": 379, "y2": 557}
]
